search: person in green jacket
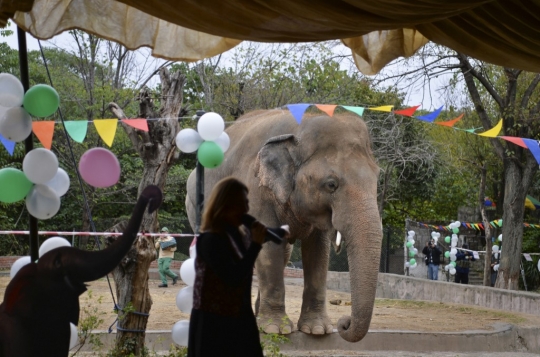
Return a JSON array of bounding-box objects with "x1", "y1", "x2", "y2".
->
[{"x1": 155, "y1": 227, "x2": 178, "y2": 288}]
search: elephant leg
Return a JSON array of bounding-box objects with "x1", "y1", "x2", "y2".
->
[
  {"x1": 298, "y1": 232, "x2": 333, "y2": 335},
  {"x1": 255, "y1": 241, "x2": 294, "y2": 334}
]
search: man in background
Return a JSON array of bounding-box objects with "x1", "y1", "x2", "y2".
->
[
  {"x1": 422, "y1": 239, "x2": 442, "y2": 280},
  {"x1": 455, "y1": 243, "x2": 475, "y2": 284},
  {"x1": 155, "y1": 227, "x2": 178, "y2": 288}
]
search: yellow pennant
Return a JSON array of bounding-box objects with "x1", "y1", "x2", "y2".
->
[
  {"x1": 369, "y1": 105, "x2": 394, "y2": 112},
  {"x1": 94, "y1": 119, "x2": 118, "y2": 147},
  {"x1": 477, "y1": 119, "x2": 503, "y2": 137}
]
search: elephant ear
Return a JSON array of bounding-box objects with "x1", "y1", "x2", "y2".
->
[{"x1": 255, "y1": 134, "x2": 299, "y2": 205}]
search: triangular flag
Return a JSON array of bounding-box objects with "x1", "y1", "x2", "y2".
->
[
  {"x1": 369, "y1": 105, "x2": 393, "y2": 112},
  {"x1": 314, "y1": 104, "x2": 337, "y2": 117},
  {"x1": 32, "y1": 121, "x2": 55, "y2": 149},
  {"x1": 287, "y1": 104, "x2": 311, "y2": 124},
  {"x1": 94, "y1": 119, "x2": 118, "y2": 147},
  {"x1": 477, "y1": 119, "x2": 503, "y2": 137},
  {"x1": 342, "y1": 106, "x2": 364, "y2": 117},
  {"x1": 523, "y1": 138, "x2": 540, "y2": 165},
  {"x1": 393, "y1": 105, "x2": 420, "y2": 117},
  {"x1": 416, "y1": 106, "x2": 443, "y2": 122},
  {"x1": 122, "y1": 119, "x2": 149, "y2": 131},
  {"x1": 435, "y1": 114, "x2": 464, "y2": 127},
  {"x1": 464, "y1": 128, "x2": 478, "y2": 133},
  {"x1": 64, "y1": 121, "x2": 88, "y2": 143},
  {"x1": 500, "y1": 136, "x2": 527, "y2": 148},
  {"x1": 0, "y1": 132, "x2": 15, "y2": 155}
]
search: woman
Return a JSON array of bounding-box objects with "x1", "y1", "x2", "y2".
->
[{"x1": 188, "y1": 177, "x2": 267, "y2": 357}]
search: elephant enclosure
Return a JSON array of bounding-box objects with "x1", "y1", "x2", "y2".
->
[{"x1": 1, "y1": 276, "x2": 539, "y2": 333}]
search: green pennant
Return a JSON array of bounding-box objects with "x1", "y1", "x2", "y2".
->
[
  {"x1": 341, "y1": 106, "x2": 365, "y2": 117},
  {"x1": 64, "y1": 121, "x2": 88, "y2": 143}
]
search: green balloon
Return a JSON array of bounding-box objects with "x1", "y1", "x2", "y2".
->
[
  {"x1": 197, "y1": 141, "x2": 224, "y2": 168},
  {"x1": 452, "y1": 227, "x2": 459, "y2": 234},
  {"x1": 405, "y1": 241, "x2": 413, "y2": 248},
  {"x1": 445, "y1": 236, "x2": 451, "y2": 243},
  {"x1": 444, "y1": 251, "x2": 450, "y2": 258},
  {"x1": 450, "y1": 261, "x2": 456, "y2": 267},
  {"x1": 409, "y1": 251, "x2": 415, "y2": 257},
  {"x1": 0, "y1": 168, "x2": 33, "y2": 203},
  {"x1": 409, "y1": 258, "x2": 416, "y2": 265},
  {"x1": 23, "y1": 84, "x2": 60, "y2": 117}
]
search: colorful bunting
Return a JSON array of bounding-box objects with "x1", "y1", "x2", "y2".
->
[
  {"x1": 314, "y1": 104, "x2": 337, "y2": 117},
  {"x1": 122, "y1": 119, "x2": 149, "y2": 132},
  {"x1": 32, "y1": 121, "x2": 55, "y2": 149},
  {"x1": 369, "y1": 105, "x2": 393, "y2": 112},
  {"x1": 435, "y1": 114, "x2": 463, "y2": 127},
  {"x1": 393, "y1": 105, "x2": 420, "y2": 117},
  {"x1": 64, "y1": 121, "x2": 88, "y2": 143},
  {"x1": 477, "y1": 119, "x2": 503, "y2": 137},
  {"x1": 416, "y1": 106, "x2": 443, "y2": 123},
  {"x1": 287, "y1": 104, "x2": 311, "y2": 124},
  {"x1": 499, "y1": 136, "x2": 527, "y2": 148},
  {"x1": 94, "y1": 119, "x2": 118, "y2": 147},
  {"x1": 522, "y1": 139, "x2": 540, "y2": 165},
  {"x1": 342, "y1": 106, "x2": 365, "y2": 117},
  {"x1": 0, "y1": 133, "x2": 15, "y2": 155}
]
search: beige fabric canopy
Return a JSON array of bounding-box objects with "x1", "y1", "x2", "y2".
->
[{"x1": 1, "y1": 0, "x2": 540, "y2": 74}]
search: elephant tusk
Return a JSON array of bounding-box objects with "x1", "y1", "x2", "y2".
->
[{"x1": 336, "y1": 231, "x2": 342, "y2": 247}]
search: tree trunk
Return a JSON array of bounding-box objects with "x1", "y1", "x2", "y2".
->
[
  {"x1": 107, "y1": 67, "x2": 186, "y2": 354},
  {"x1": 478, "y1": 164, "x2": 493, "y2": 286}
]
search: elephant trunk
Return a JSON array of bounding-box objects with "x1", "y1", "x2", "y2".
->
[
  {"x1": 65, "y1": 185, "x2": 162, "y2": 282},
  {"x1": 336, "y1": 197, "x2": 382, "y2": 342}
]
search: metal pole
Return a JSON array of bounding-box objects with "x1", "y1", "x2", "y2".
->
[
  {"x1": 17, "y1": 26, "x2": 39, "y2": 262},
  {"x1": 194, "y1": 110, "x2": 205, "y2": 235}
]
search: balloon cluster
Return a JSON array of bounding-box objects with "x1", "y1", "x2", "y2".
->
[
  {"x1": 9, "y1": 237, "x2": 78, "y2": 350},
  {"x1": 0, "y1": 74, "x2": 60, "y2": 142},
  {"x1": 171, "y1": 246, "x2": 197, "y2": 346},
  {"x1": 493, "y1": 234, "x2": 501, "y2": 272},
  {"x1": 443, "y1": 221, "x2": 461, "y2": 275},
  {"x1": 175, "y1": 112, "x2": 230, "y2": 168},
  {"x1": 404, "y1": 230, "x2": 418, "y2": 269}
]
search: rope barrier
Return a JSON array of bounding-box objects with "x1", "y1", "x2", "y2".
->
[{"x1": 0, "y1": 231, "x2": 195, "y2": 237}]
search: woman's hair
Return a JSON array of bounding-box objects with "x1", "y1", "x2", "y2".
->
[{"x1": 201, "y1": 176, "x2": 248, "y2": 233}]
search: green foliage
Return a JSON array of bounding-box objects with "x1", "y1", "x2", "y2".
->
[
  {"x1": 259, "y1": 317, "x2": 290, "y2": 357},
  {"x1": 70, "y1": 290, "x2": 105, "y2": 356}
]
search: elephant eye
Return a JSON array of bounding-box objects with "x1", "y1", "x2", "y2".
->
[{"x1": 325, "y1": 179, "x2": 339, "y2": 192}]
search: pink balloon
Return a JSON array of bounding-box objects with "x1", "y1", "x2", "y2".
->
[{"x1": 79, "y1": 148, "x2": 121, "y2": 188}]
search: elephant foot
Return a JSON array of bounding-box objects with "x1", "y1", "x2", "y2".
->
[
  {"x1": 257, "y1": 313, "x2": 294, "y2": 335},
  {"x1": 297, "y1": 314, "x2": 333, "y2": 335}
]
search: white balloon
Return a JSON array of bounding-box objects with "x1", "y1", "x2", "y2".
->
[
  {"x1": 10, "y1": 256, "x2": 31, "y2": 278},
  {"x1": 39, "y1": 236, "x2": 71, "y2": 257},
  {"x1": 214, "y1": 131, "x2": 231, "y2": 152},
  {"x1": 23, "y1": 148, "x2": 59, "y2": 184},
  {"x1": 448, "y1": 223, "x2": 455, "y2": 229},
  {"x1": 171, "y1": 320, "x2": 190, "y2": 346},
  {"x1": 451, "y1": 235, "x2": 458, "y2": 241},
  {"x1": 175, "y1": 128, "x2": 203, "y2": 153},
  {"x1": 0, "y1": 107, "x2": 32, "y2": 142},
  {"x1": 493, "y1": 245, "x2": 500, "y2": 253},
  {"x1": 433, "y1": 237, "x2": 438, "y2": 243},
  {"x1": 451, "y1": 240, "x2": 457, "y2": 248},
  {"x1": 444, "y1": 265, "x2": 450, "y2": 271},
  {"x1": 408, "y1": 231, "x2": 415, "y2": 237},
  {"x1": 0, "y1": 73, "x2": 24, "y2": 107},
  {"x1": 537, "y1": 259, "x2": 540, "y2": 272},
  {"x1": 26, "y1": 184, "x2": 61, "y2": 220},
  {"x1": 435, "y1": 232, "x2": 440, "y2": 239},
  {"x1": 450, "y1": 248, "x2": 457, "y2": 255},
  {"x1": 175, "y1": 286, "x2": 194, "y2": 313},
  {"x1": 180, "y1": 258, "x2": 196, "y2": 286},
  {"x1": 405, "y1": 262, "x2": 410, "y2": 268},
  {"x1": 498, "y1": 234, "x2": 503, "y2": 242},
  {"x1": 409, "y1": 239, "x2": 415, "y2": 246},
  {"x1": 410, "y1": 263, "x2": 417, "y2": 269},
  {"x1": 449, "y1": 268, "x2": 456, "y2": 275},
  {"x1": 431, "y1": 232, "x2": 437, "y2": 238},
  {"x1": 455, "y1": 221, "x2": 461, "y2": 227},
  {"x1": 69, "y1": 323, "x2": 78, "y2": 349},
  {"x1": 197, "y1": 112, "x2": 224, "y2": 141},
  {"x1": 44, "y1": 168, "x2": 70, "y2": 197},
  {"x1": 494, "y1": 264, "x2": 499, "y2": 272},
  {"x1": 450, "y1": 254, "x2": 457, "y2": 262},
  {"x1": 413, "y1": 248, "x2": 418, "y2": 254}
]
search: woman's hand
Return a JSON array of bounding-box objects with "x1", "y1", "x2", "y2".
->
[{"x1": 251, "y1": 221, "x2": 267, "y2": 245}]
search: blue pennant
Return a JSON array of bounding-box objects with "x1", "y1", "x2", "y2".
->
[
  {"x1": 287, "y1": 103, "x2": 311, "y2": 124},
  {"x1": 416, "y1": 106, "x2": 443, "y2": 123},
  {"x1": 0, "y1": 133, "x2": 15, "y2": 156},
  {"x1": 523, "y1": 139, "x2": 540, "y2": 165}
]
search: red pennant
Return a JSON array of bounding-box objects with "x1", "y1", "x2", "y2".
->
[
  {"x1": 436, "y1": 114, "x2": 464, "y2": 127},
  {"x1": 121, "y1": 119, "x2": 149, "y2": 131},
  {"x1": 315, "y1": 104, "x2": 337, "y2": 117},
  {"x1": 32, "y1": 121, "x2": 55, "y2": 149},
  {"x1": 394, "y1": 105, "x2": 420, "y2": 117},
  {"x1": 500, "y1": 136, "x2": 527, "y2": 148}
]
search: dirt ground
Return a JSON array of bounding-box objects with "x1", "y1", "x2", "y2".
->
[{"x1": 2, "y1": 276, "x2": 539, "y2": 333}]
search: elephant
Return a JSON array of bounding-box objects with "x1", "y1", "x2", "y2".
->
[
  {"x1": 0, "y1": 185, "x2": 162, "y2": 357},
  {"x1": 186, "y1": 109, "x2": 382, "y2": 343}
]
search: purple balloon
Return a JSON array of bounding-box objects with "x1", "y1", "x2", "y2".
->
[{"x1": 79, "y1": 148, "x2": 121, "y2": 188}]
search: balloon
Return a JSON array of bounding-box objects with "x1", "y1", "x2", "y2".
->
[
  {"x1": 451, "y1": 241, "x2": 457, "y2": 248},
  {"x1": 0, "y1": 73, "x2": 24, "y2": 107},
  {"x1": 452, "y1": 227, "x2": 459, "y2": 234},
  {"x1": 180, "y1": 258, "x2": 196, "y2": 286},
  {"x1": 431, "y1": 232, "x2": 437, "y2": 238},
  {"x1": 405, "y1": 241, "x2": 412, "y2": 248},
  {"x1": 450, "y1": 255, "x2": 456, "y2": 262},
  {"x1": 494, "y1": 264, "x2": 499, "y2": 272},
  {"x1": 409, "y1": 258, "x2": 416, "y2": 265},
  {"x1": 492, "y1": 245, "x2": 499, "y2": 253},
  {"x1": 455, "y1": 221, "x2": 461, "y2": 227},
  {"x1": 444, "y1": 265, "x2": 450, "y2": 271},
  {"x1": 409, "y1": 250, "x2": 415, "y2": 257},
  {"x1": 498, "y1": 234, "x2": 503, "y2": 242},
  {"x1": 445, "y1": 236, "x2": 451, "y2": 243},
  {"x1": 23, "y1": 148, "x2": 59, "y2": 184},
  {"x1": 444, "y1": 251, "x2": 450, "y2": 258},
  {"x1": 23, "y1": 84, "x2": 60, "y2": 117},
  {"x1": 197, "y1": 141, "x2": 224, "y2": 168},
  {"x1": 413, "y1": 248, "x2": 418, "y2": 254},
  {"x1": 409, "y1": 239, "x2": 415, "y2": 246},
  {"x1": 214, "y1": 131, "x2": 231, "y2": 152},
  {"x1": 69, "y1": 323, "x2": 78, "y2": 349},
  {"x1": 175, "y1": 128, "x2": 203, "y2": 153},
  {"x1": 450, "y1": 248, "x2": 457, "y2": 255},
  {"x1": 79, "y1": 148, "x2": 121, "y2": 188},
  {"x1": 450, "y1": 261, "x2": 456, "y2": 267},
  {"x1": 0, "y1": 107, "x2": 32, "y2": 142},
  {"x1": 175, "y1": 286, "x2": 194, "y2": 313},
  {"x1": 405, "y1": 262, "x2": 410, "y2": 268},
  {"x1": 410, "y1": 263, "x2": 417, "y2": 269},
  {"x1": 171, "y1": 320, "x2": 190, "y2": 346},
  {"x1": 197, "y1": 112, "x2": 224, "y2": 141},
  {"x1": 408, "y1": 231, "x2": 415, "y2": 237},
  {"x1": 44, "y1": 168, "x2": 70, "y2": 197},
  {"x1": 10, "y1": 256, "x2": 31, "y2": 278},
  {"x1": 435, "y1": 232, "x2": 440, "y2": 239},
  {"x1": 449, "y1": 268, "x2": 456, "y2": 275},
  {"x1": 537, "y1": 259, "x2": 540, "y2": 272},
  {"x1": 39, "y1": 236, "x2": 71, "y2": 257},
  {"x1": 25, "y1": 184, "x2": 61, "y2": 220},
  {"x1": 0, "y1": 168, "x2": 33, "y2": 203}
]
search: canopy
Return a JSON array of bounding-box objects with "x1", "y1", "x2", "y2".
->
[{"x1": 2, "y1": 1, "x2": 540, "y2": 75}]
